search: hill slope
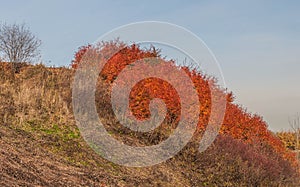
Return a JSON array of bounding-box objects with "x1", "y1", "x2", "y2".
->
[{"x1": 0, "y1": 62, "x2": 299, "y2": 186}]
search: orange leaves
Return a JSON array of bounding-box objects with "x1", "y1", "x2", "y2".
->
[
  {"x1": 129, "y1": 77, "x2": 181, "y2": 122},
  {"x1": 277, "y1": 131, "x2": 300, "y2": 151}
]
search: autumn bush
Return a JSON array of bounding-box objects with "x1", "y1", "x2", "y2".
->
[
  {"x1": 71, "y1": 40, "x2": 299, "y2": 176},
  {"x1": 276, "y1": 130, "x2": 300, "y2": 151},
  {"x1": 184, "y1": 135, "x2": 300, "y2": 186}
]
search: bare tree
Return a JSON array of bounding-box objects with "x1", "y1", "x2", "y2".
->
[
  {"x1": 0, "y1": 23, "x2": 41, "y2": 71},
  {"x1": 289, "y1": 114, "x2": 300, "y2": 160}
]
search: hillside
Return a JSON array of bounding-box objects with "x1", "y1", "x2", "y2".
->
[{"x1": 0, "y1": 57, "x2": 299, "y2": 186}]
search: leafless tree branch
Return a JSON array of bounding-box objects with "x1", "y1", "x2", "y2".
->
[
  {"x1": 289, "y1": 113, "x2": 300, "y2": 161},
  {"x1": 0, "y1": 23, "x2": 41, "y2": 64}
]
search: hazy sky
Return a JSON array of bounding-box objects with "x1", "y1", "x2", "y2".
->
[{"x1": 1, "y1": 0, "x2": 299, "y2": 131}]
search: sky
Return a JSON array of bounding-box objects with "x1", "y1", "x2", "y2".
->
[{"x1": 0, "y1": 0, "x2": 299, "y2": 131}]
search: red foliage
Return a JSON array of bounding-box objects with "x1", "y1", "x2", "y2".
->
[
  {"x1": 71, "y1": 41, "x2": 298, "y2": 167},
  {"x1": 71, "y1": 44, "x2": 92, "y2": 69}
]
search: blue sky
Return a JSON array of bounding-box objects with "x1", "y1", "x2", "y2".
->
[{"x1": 1, "y1": 0, "x2": 299, "y2": 131}]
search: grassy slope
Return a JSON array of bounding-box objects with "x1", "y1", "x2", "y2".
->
[
  {"x1": 0, "y1": 63, "x2": 190, "y2": 186},
  {"x1": 0, "y1": 62, "x2": 299, "y2": 186}
]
